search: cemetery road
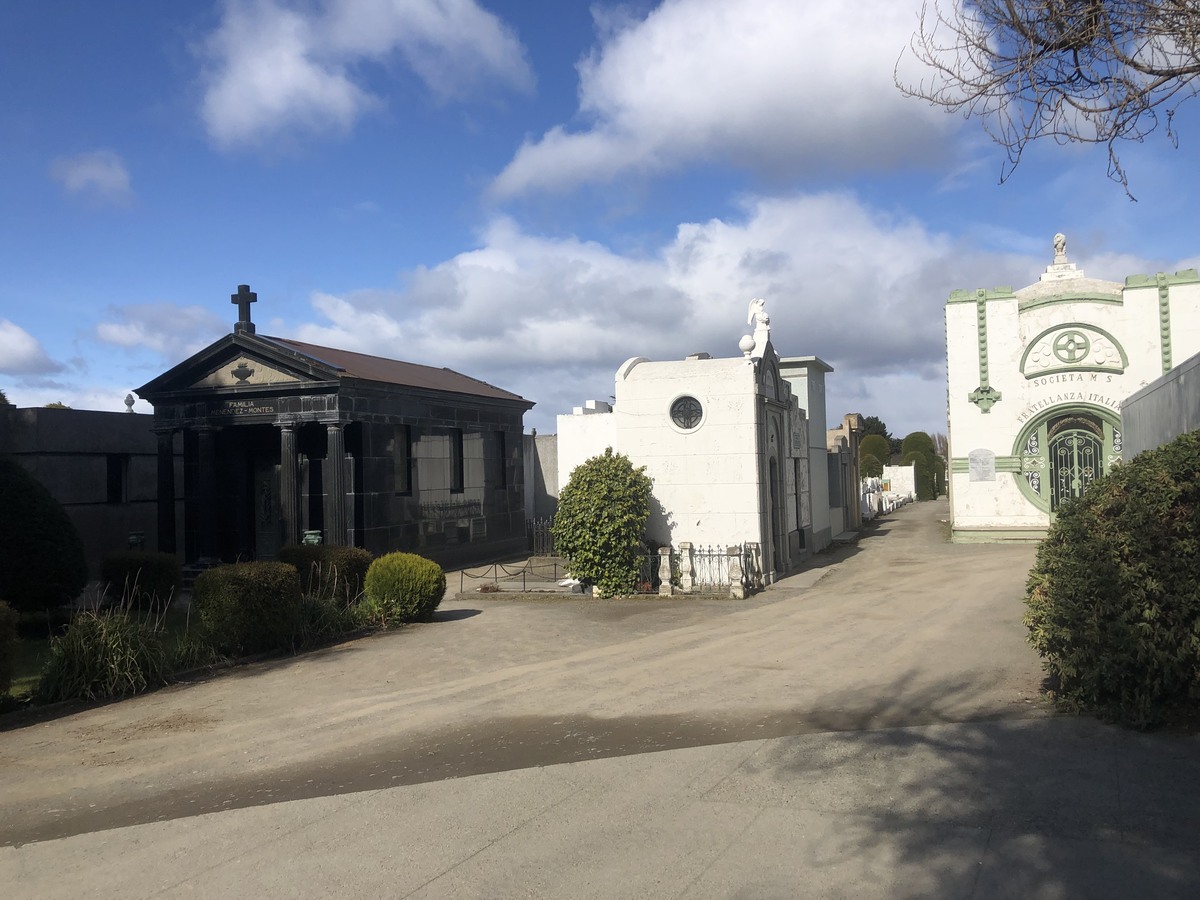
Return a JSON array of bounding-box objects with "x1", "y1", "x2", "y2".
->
[{"x1": 0, "y1": 500, "x2": 1044, "y2": 847}]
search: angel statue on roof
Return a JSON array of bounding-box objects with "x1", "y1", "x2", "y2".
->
[{"x1": 747, "y1": 297, "x2": 769, "y2": 328}]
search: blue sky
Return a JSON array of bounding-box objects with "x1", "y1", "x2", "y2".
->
[{"x1": 2, "y1": 0, "x2": 1198, "y2": 438}]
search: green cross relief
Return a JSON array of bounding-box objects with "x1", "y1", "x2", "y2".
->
[{"x1": 1052, "y1": 331, "x2": 1090, "y2": 364}]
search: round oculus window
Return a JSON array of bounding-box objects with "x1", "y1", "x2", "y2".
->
[{"x1": 670, "y1": 395, "x2": 703, "y2": 430}]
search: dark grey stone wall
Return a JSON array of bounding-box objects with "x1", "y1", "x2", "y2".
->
[{"x1": 0, "y1": 407, "x2": 183, "y2": 578}]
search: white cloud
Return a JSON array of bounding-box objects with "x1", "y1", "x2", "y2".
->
[
  {"x1": 492, "y1": 0, "x2": 956, "y2": 197},
  {"x1": 95, "y1": 303, "x2": 227, "y2": 361},
  {"x1": 199, "y1": 0, "x2": 534, "y2": 149},
  {"x1": 284, "y1": 193, "x2": 1075, "y2": 436},
  {"x1": 48, "y1": 150, "x2": 133, "y2": 205},
  {"x1": 0, "y1": 320, "x2": 64, "y2": 375}
]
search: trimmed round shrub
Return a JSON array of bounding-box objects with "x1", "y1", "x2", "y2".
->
[
  {"x1": 551, "y1": 447, "x2": 654, "y2": 597},
  {"x1": 1024, "y1": 429, "x2": 1200, "y2": 727},
  {"x1": 364, "y1": 553, "x2": 445, "y2": 624},
  {"x1": 860, "y1": 452, "x2": 884, "y2": 479},
  {"x1": 859, "y1": 434, "x2": 892, "y2": 467},
  {"x1": 101, "y1": 551, "x2": 181, "y2": 610},
  {"x1": 0, "y1": 600, "x2": 18, "y2": 696},
  {"x1": 278, "y1": 545, "x2": 372, "y2": 603},
  {"x1": 901, "y1": 451, "x2": 936, "y2": 501},
  {"x1": 0, "y1": 458, "x2": 89, "y2": 614},
  {"x1": 192, "y1": 561, "x2": 302, "y2": 656},
  {"x1": 36, "y1": 610, "x2": 168, "y2": 703}
]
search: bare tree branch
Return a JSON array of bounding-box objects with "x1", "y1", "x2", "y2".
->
[{"x1": 898, "y1": 0, "x2": 1200, "y2": 196}]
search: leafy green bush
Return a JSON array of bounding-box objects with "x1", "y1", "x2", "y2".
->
[
  {"x1": 859, "y1": 434, "x2": 891, "y2": 467},
  {"x1": 277, "y1": 545, "x2": 372, "y2": 603},
  {"x1": 1024, "y1": 429, "x2": 1200, "y2": 727},
  {"x1": 0, "y1": 600, "x2": 18, "y2": 695},
  {"x1": 101, "y1": 552, "x2": 181, "y2": 610},
  {"x1": 294, "y1": 594, "x2": 358, "y2": 648},
  {"x1": 551, "y1": 447, "x2": 654, "y2": 597},
  {"x1": 36, "y1": 610, "x2": 168, "y2": 703},
  {"x1": 364, "y1": 553, "x2": 445, "y2": 624},
  {"x1": 0, "y1": 458, "x2": 89, "y2": 614},
  {"x1": 192, "y1": 561, "x2": 302, "y2": 656}
]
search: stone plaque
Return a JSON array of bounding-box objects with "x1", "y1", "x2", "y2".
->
[
  {"x1": 209, "y1": 397, "x2": 280, "y2": 419},
  {"x1": 968, "y1": 448, "x2": 996, "y2": 482}
]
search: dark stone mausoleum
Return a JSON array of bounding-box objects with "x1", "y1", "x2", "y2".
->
[{"x1": 135, "y1": 286, "x2": 533, "y2": 568}]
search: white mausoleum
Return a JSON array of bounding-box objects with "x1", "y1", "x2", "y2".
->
[
  {"x1": 946, "y1": 234, "x2": 1200, "y2": 540},
  {"x1": 557, "y1": 300, "x2": 842, "y2": 581}
]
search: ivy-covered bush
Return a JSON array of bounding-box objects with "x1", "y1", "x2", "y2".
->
[
  {"x1": 277, "y1": 545, "x2": 372, "y2": 603},
  {"x1": 0, "y1": 458, "x2": 89, "y2": 614},
  {"x1": 551, "y1": 447, "x2": 654, "y2": 597},
  {"x1": 36, "y1": 610, "x2": 168, "y2": 703},
  {"x1": 192, "y1": 561, "x2": 302, "y2": 656},
  {"x1": 101, "y1": 551, "x2": 181, "y2": 610},
  {"x1": 1024, "y1": 429, "x2": 1200, "y2": 727},
  {"x1": 0, "y1": 600, "x2": 18, "y2": 696},
  {"x1": 363, "y1": 553, "x2": 445, "y2": 624}
]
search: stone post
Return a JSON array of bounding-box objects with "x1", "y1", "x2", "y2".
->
[
  {"x1": 196, "y1": 426, "x2": 219, "y2": 561},
  {"x1": 678, "y1": 542, "x2": 694, "y2": 593},
  {"x1": 279, "y1": 423, "x2": 298, "y2": 547},
  {"x1": 154, "y1": 428, "x2": 176, "y2": 555},
  {"x1": 658, "y1": 546, "x2": 673, "y2": 596},
  {"x1": 728, "y1": 545, "x2": 745, "y2": 600},
  {"x1": 324, "y1": 423, "x2": 346, "y2": 546},
  {"x1": 745, "y1": 542, "x2": 763, "y2": 591}
]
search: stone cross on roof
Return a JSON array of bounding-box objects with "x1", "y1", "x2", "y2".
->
[{"x1": 232, "y1": 284, "x2": 257, "y2": 334}]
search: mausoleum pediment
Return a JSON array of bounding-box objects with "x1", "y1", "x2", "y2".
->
[{"x1": 187, "y1": 355, "x2": 308, "y2": 389}]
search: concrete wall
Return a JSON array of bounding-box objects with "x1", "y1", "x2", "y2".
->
[
  {"x1": 882, "y1": 463, "x2": 916, "y2": 499},
  {"x1": 780, "y1": 357, "x2": 833, "y2": 552},
  {"x1": 1121, "y1": 350, "x2": 1200, "y2": 459},
  {"x1": 523, "y1": 432, "x2": 559, "y2": 519},
  {"x1": 0, "y1": 406, "x2": 183, "y2": 578}
]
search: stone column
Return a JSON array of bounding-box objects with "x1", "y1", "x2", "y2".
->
[
  {"x1": 678, "y1": 542, "x2": 694, "y2": 593},
  {"x1": 154, "y1": 428, "x2": 176, "y2": 555},
  {"x1": 279, "y1": 423, "x2": 298, "y2": 547},
  {"x1": 324, "y1": 423, "x2": 346, "y2": 546},
  {"x1": 728, "y1": 546, "x2": 745, "y2": 600},
  {"x1": 658, "y1": 547, "x2": 673, "y2": 596},
  {"x1": 196, "y1": 426, "x2": 219, "y2": 561}
]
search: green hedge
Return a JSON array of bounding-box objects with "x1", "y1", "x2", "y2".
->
[
  {"x1": 192, "y1": 561, "x2": 302, "y2": 656},
  {"x1": 364, "y1": 553, "x2": 445, "y2": 624},
  {"x1": 276, "y1": 545, "x2": 372, "y2": 602},
  {"x1": 101, "y1": 552, "x2": 181, "y2": 609},
  {"x1": 1024, "y1": 429, "x2": 1200, "y2": 727}
]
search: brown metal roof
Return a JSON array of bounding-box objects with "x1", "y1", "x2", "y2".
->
[{"x1": 260, "y1": 336, "x2": 530, "y2": 404}]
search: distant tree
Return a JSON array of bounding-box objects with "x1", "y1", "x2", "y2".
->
[
  {"x1": 861, "y1": 416, "x2": 892, "y2": 441},
  {"x1": 0, "y1": 387, "x2": 9, "y2": 405},
  {"x1": 899, "y1": 0, "x2": 1200, "y2": 193},
  {"x1": 932, "y1": 432, "x2": 949, "y2": 459},
  {"x1": 901, "y1": 432, "x2": 936, "y2": 458},
  {"x1": 43, "y1": 401, "x2": 71, "y2": 409},
  {"x1": 901, "y1": 432, "x2": 942, "y2": 500},
  {"x1": 902, "y1": 451, "x2": 937, "y2": 501},
  {"x1": 860, "y1": 434, "x2": 892, "y2": 468}
]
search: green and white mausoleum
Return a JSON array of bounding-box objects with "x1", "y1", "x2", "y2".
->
[{"x1": 945, "y1": 234, "x2": 1200, "y2": 541}]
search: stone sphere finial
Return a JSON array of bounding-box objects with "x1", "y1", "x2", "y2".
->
[{"x1": 739, "y1": 334, "x2": 756, "y2": 357}]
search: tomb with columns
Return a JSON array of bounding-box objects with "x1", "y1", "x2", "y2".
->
[
  {"x1": 135, "y1": 286, "x2": 533, "y2": 567},
  {"x1": 945, "y1": 235, "x2": 1200, "y2": 540}
]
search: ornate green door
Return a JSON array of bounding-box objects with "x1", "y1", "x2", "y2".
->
[
  {"x1": 1014, "y1": 409, "x2": 1119, "y2": 515},
  {"x1": 1048, "y1": 427, "x2": 1103, "y2": 510}
]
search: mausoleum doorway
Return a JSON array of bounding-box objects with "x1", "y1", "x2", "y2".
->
[{"x1": 1013, "y1": 407, "x2": 1120, "y2": 516}]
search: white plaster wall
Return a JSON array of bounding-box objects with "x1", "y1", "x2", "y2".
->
[
  {"x1": 617, "y1": 356, "x2": 763, "y2": 549},
  {"x1": 556, "y1": 410, "x2": 617, "y2": 494},
  {"x1": 881, "y1": 464, "x2": 915, "y2": 498},
  {"x1": 779, "y1": 358, "x2": 833, "y2": 550}
]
